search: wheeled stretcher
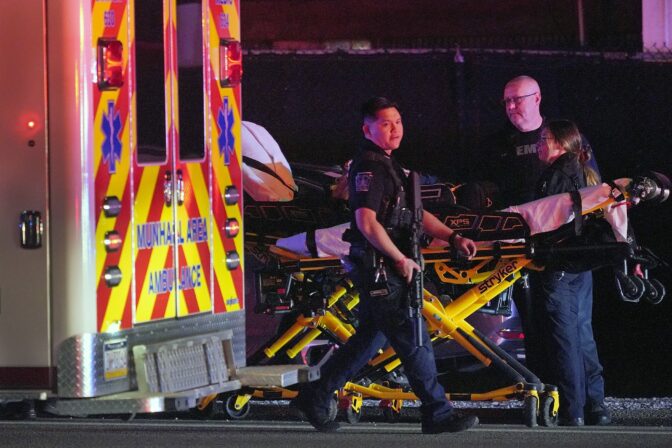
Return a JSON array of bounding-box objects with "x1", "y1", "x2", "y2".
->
[{"x1": 199, "y1": 174, "x2": 670, "y2": 425}]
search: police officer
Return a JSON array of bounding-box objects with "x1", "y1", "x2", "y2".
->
[{"x1": 295, "y1": 97, "x2": 479, "y2": 434}]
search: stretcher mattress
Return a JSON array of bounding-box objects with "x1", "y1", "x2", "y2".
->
[{"x1": 276, "y1": 180, "x2": 630, "y2": 258}]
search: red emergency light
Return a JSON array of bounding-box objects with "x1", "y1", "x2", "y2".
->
[
  {"x1": 97, "y1": 39, "x2": 124, "y2": 90},
  {"x1": 219, "y1": 39, "x2": 242, "y2": 87}
]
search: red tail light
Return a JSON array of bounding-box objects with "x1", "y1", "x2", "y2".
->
[
  {"x1": 219, "y1": 39, "x2": 242, "y2": 87},
  {"x1": 497, "y1": 329, "x2": 525, "y2": 340},
  {"x1": 97, "y1": 39, "x2": 124, "y2": 90}
]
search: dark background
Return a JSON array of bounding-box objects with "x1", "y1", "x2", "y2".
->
[
  {"x1": 241, "y1": 0, "x2": 642, "y2": 51},
  {"x1": 239, "y1": 1, "x2": 672, "y2": 397}
]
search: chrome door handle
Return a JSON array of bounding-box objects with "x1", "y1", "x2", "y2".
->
[
  {"x1": 19, "y1": 210, "x2": 43, "y2": 249},
  {"x1": 176, "y1": 170, "x2": 184, "y2": 206}
]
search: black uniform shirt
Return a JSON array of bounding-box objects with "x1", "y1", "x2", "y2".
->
[
  {"x1": 479, "y1": 125, "x2": 545, "y2": 207},
  {"x1": 478, "y1": 120, "x2": 598, "y2": 207},
  {"x1": 347, "y1": 140, "x2": 409, "y2": 247}
]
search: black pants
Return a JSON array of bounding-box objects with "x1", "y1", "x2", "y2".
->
[
  {"x1": 308, "y1": 260, "x2": 454, "y2": 425},
  {"x1": 530, "y1": 270, "x2": 605, "y2": 419}
]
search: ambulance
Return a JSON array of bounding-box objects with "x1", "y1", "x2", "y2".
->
[{"x1": 0, "y1": 0, "x2": 313, "y2": 417}]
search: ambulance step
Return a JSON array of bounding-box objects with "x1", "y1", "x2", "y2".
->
[
  {"x1": 43, "y1": 382, "x2": 242, "y2": 417},
  {"x1": 133, "y1": 330, "x2": 236, "y2": 394},
  {"x1": 0, "y1": 390, "x2": 50, "y2": 401},
  {"x1": 235, "y1": 365, "x2": 320, "y2": 388}
]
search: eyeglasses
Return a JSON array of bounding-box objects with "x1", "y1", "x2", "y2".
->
[{"x1": 501, "y1": 92, "x2": 537, "y2": 106}]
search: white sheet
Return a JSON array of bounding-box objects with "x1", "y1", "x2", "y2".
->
[{"x1": 242, "y1": 121, "x2": 297, "y2": 202}]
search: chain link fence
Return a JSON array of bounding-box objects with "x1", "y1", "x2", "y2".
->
[
  {"x1": 242, "y1": 46, "x2": 672, "y2": 396},
  {"x1": 243, "y1": 46, "x2": 672, "y2": 180}
]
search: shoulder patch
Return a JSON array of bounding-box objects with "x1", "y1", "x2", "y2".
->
[{"x1": 355, "y1": 171, "x2": 374, "y2": 192}]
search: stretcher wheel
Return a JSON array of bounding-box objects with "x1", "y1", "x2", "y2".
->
[
  {"x1": 224, "y1": 394, "x2": 251, "y2": 420},
  {"x1": 328, "y1": 396, "x2": 338, "y2": 422},
  {"x1": 642, "y1": 278, "x2": 666, "y2": 305},
  {"x1": 539, "y1": 395, "x2": 558, "y2": 427},
  {"x1": 382, "y1": 406, "x2": 401, "y2": 423},
  {"x1": 522, "y1": 395, "x2": 539, "y2": 427},
  {"x1": 615, "y1": 271, "x2": 646, "y2": 302},
  {"x1": 345, "y1": 405, "x2": 362, "y2": 424}
]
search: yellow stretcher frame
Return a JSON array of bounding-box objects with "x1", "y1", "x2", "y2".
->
[
  {"x1": 207, "y1": 243, "x2": 559, "y2": 426},
  {"x1": 326, "y1": 187, "x2": 639, "y2": 426},
  {"x1": 200, "y1": 187, "x2": 639, "y2": 424},
  {"x1": 338, "y1": 248, "x2": 559, "y2": 427}
]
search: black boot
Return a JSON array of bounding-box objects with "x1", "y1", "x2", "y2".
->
[
  {"x1": 292, "y1": 392, "x2": 340, "y2": 433},
  {"x1": 586, "y1": 404, "x2": 612, "y2": 426},
  {"x1": 421, "y1": 411, "x2": 479, "y2": 434}
]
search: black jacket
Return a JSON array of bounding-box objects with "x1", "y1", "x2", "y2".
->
[{"x1": 535, "y1": 152, "x2": 586, "y2": 199}]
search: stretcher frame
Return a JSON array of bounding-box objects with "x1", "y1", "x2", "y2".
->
[
  {"x1": 200, "y1": 176, "x2": 669, "y2": 425},
  {"x1": 201, "y1": 242, "x2": 562, "y2": 425}
]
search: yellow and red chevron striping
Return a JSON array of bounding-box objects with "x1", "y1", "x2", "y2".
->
[
  {"x1": 94, "y1": 0, "x2": 245, "y2": 328},
  {"x1": 134, "y1": 166, "x2": 176, "y2": 322},
  {"x1": 207, "y1": 0, "x2": 244, "y2": 312},
  {"x1": 208, "y1": 89, "x2": 243, "y2": 311},
  {"x1": 149, "y1": 253, "x2": 173, "y2": 320},
  {"x1": 93, "y1": 0, "x2": 134, "y2": 332},
  {"x1": 177, "y1": 248, "x2": 201, "y2": 314},
  {"x1": 134, "y1": 2, "x2": 179, "y2": 322},
  {"x1": 211, "y1": 168, "x2": 243, "y2": 311},
  {"x1": 176, "y1": 163, "x2": 213, "y2": 316}
]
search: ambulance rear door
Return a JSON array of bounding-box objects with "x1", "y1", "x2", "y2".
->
[
  {"x1": 131, "y1": 0, "x2": 243, "y2": 324},
  {"x1": 132, "y1": 0, "x2": 184, "y2": 324},
  {"x1": 174, "y1": 0, "x2": 244, "y2": 317},
  {"x1": 173, "y1": 0, "x2": 214, "y2": 318}
]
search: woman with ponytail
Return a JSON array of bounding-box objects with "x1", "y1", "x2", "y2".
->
[{"x1": 532, "y1": 119, "x2": 611, "y2": 427}]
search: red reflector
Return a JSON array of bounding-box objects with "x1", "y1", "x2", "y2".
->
[
  {"x1": 219, "y1": 39, "x2": 242, "y2": 87},
  {"x1": 97, "y1": 39, "x2": 124, "y2": 90},
  {"x1": 497, "y1": 329, "x2": 525, "y2": 340},
  {"x1": 225, "y1": 218, "x2": 240, "y2": 238},
  {"x1": 104, "y1": 230, "x2": 123, "y2": 252}
]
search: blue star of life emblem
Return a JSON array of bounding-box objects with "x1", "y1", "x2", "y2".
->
[
  {"x1": 217, "y1": 97, "x2": 236, "y2": 165},
  {"x1": 102, "y1": 100, "x2": 122, "y2": 174}
]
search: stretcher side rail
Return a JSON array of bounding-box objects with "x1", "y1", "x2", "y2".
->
[{"x1": 271, "y1": 240, "x2": 639, "y2": 273}]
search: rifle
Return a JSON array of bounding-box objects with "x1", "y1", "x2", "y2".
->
[{"x1": 408, "y1": 171, "x2": 424, "y2": 346}]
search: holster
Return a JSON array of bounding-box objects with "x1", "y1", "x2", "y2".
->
[{"x1": 349, "y1": 243, "x2": 378, "y2": 270}]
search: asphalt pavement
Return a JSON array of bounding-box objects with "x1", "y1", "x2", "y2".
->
[
  {"x1": 2, "y1": 419, "x2": 672, "y2": 448},
  {"x1": 2, "y1": 397, "x2": 671, "y2": 447}
]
